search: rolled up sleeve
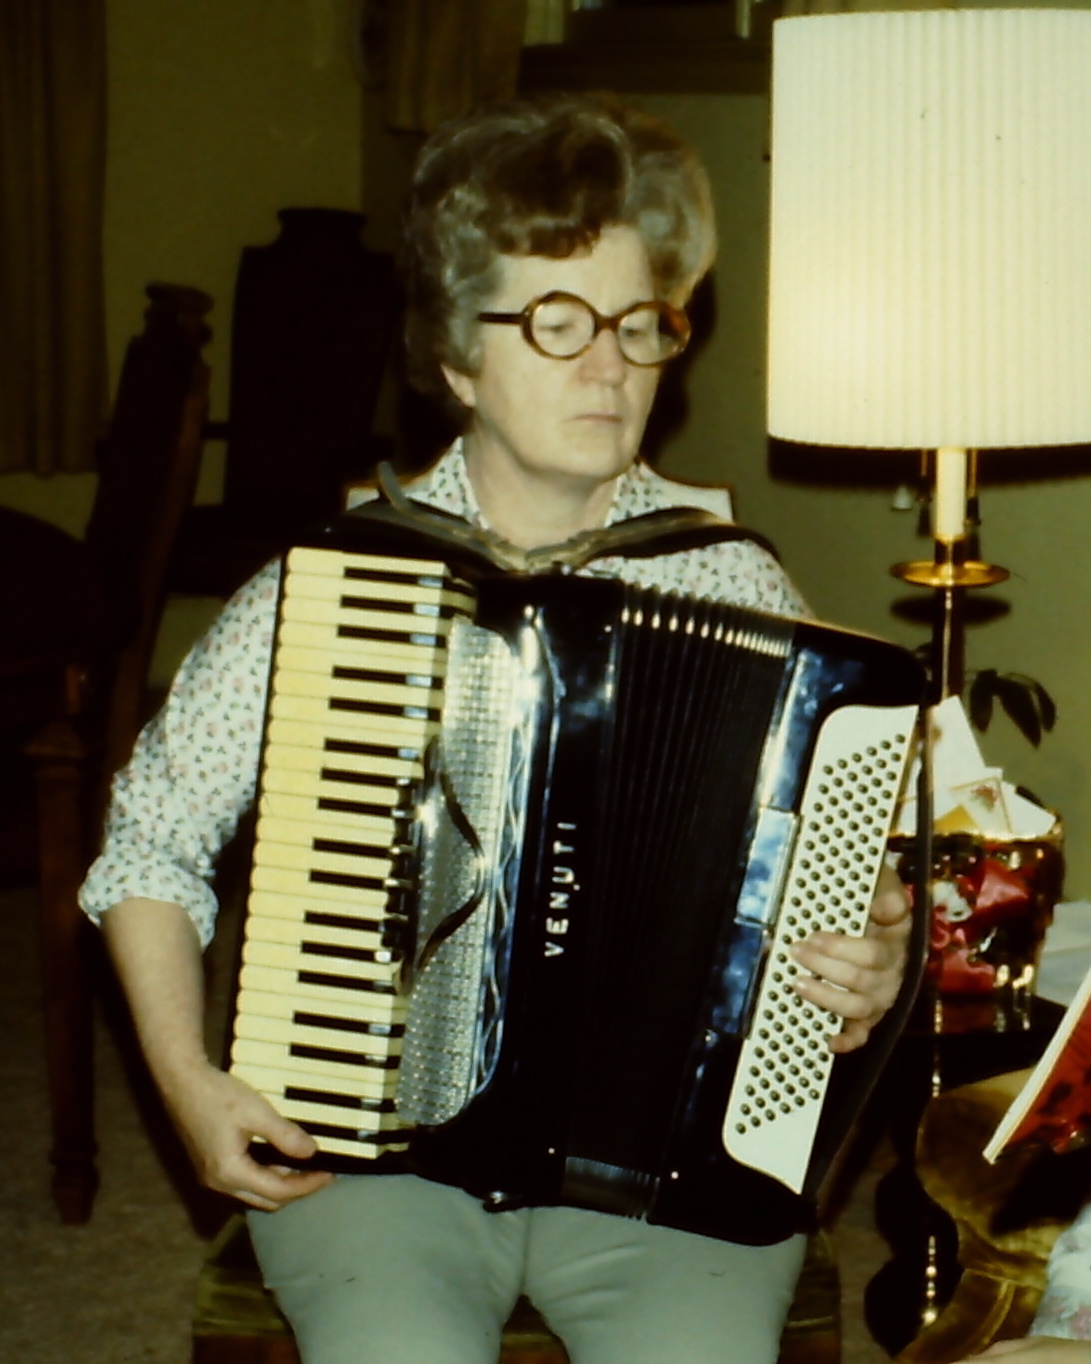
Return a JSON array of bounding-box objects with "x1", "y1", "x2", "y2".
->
[{"x1": 79, "y1": 560, "x2": 282, "y2": 949}]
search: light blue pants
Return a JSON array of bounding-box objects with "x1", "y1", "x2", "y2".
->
[{"x1": 248, "y1": 1174, "x2": 806, "y2": 1364}]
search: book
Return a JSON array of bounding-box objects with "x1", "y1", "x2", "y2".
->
[{"x1": 984, "y1": 962, "x2": 1091, "y2": 1161}]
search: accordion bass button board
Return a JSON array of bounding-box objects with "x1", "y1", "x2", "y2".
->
[{"x1": 227, "y1": 535, "x2": 925, "y2": 1244}]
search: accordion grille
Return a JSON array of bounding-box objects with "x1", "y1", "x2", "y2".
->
[{"x1": 396, "y1": 618, "x2": 524, "y2": 1126}]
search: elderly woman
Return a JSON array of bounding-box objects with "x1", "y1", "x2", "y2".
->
[{"x1": 81, "y1": 93, "x2": 910, "y2": 1364}]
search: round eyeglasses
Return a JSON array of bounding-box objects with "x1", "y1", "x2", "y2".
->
[{"x1": 477, "y1": 291, "x2": 691, "y2": 367}]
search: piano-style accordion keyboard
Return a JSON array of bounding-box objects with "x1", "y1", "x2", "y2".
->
[
  {"x1": 229, "y1": 536, "x2": 923, "y2": 1242},
  {"x1": 231, "y1": 547, "x2": 473, "y2": 1160}
]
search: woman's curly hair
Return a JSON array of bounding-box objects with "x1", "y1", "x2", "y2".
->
[{"x1": 400, "y1": 92, "x2": 716, "y2": 411}]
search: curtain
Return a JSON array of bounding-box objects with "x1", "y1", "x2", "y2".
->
[
  {"x1": 386, "y1": 0, "x2": 529, "y2": 134},
  {"x1": 0, "y1": 0, "x2": 108, "y2": 474}
]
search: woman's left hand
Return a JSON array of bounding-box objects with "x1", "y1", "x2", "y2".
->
[{"x1": 791, "y1": 862, "x2": 913, "y2": 1054}]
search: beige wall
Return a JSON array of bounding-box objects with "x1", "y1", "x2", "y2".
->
[
  {"x1": 106, "y1": 0, "x2": 367, "y2": 497},
  {"x1": 0, "y1": 0, "x2": 364, "y2": 507}
]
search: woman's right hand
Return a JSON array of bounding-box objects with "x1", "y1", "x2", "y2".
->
[
  {"x1": 99, "y1": 899, "x2": 335, "y2": 1212},
  {"x1": 956, "y1": 1338, "x2": 1091, "y2": 1362},
  {"x1": 163, "y1": 1061, "x2": 334, "y2": 1211}
]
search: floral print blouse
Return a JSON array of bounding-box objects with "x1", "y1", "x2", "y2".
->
[
  {"x1": 79, "y1": 444, "x2": 807, "y2": 948},
  {"x1": 1032, "y1": 1203, "x2": 1091, "y2": 1339}
]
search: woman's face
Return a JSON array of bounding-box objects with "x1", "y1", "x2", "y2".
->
[{"x1": 444, "y1": 225, "x2": 663, "y2": 512}]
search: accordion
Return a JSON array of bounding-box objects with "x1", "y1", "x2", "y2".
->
[{"x1": 228, "y1": 506, "x2": 924, "y2": 1245}]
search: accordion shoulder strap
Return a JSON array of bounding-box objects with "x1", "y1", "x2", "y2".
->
[
  {"x1": 553, "y1": 506, "x2": 782, "y2": 571},
  {"x1": 334, "y1": 463, "x2": 782, "y2": 575}
]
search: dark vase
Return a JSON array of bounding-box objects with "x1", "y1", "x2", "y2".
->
[{"x1": 224, "y1": 207, "x2": 401, "y2": 534}]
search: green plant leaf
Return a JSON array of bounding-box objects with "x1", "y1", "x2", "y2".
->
[
  {"x1": 994, "y1": 674, "x2": 1043, "y2": 746},
  {"x1": 967, "y1": 670, "x2": 996, "y2": 732},
  {"x1": 1006, "y1": 674, "x2": 1057, "y2": 733},
  {"x1": 964, "y1": 669, "x2": 1057, "y2": 745}
]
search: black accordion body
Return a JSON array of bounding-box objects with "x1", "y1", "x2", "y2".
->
[{"x1": 228, "y1": 507, "x2": 924, "y2": 1245}]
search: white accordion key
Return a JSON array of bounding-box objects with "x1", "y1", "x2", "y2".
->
[{"x1": 722, "y1": 702, "x2": 917, "y2": 1193}]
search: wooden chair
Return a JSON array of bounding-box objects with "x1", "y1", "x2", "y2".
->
[
  {"x1": 192, "y1": 1215, "x2": 841, "y2": 1364},
  {"x1": 14, "y1": 283, "x2": 212, "y2": 1223}
]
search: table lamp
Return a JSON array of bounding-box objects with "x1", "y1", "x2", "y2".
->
[
  {"x1": 766, "y1": 7, "x2": 1091, "y2": 703},
  {"x1": 766, "y1": 15, "x2": 1091, "y2": 1337}
]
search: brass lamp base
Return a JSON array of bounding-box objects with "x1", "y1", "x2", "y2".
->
[
  {"x1": 891, "y1": 560, "x2": 1010, "y2": 590},
  {"x1": 890, "y1": 532, "x2": 1008, "y2": 703}
]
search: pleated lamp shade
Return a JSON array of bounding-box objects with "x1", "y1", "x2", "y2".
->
[{"x1": 766, "y1": 9, "x2": 1091, "y2": 453}]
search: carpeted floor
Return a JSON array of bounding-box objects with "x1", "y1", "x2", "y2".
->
[
  {"x1": 1, "y1": 863, "x2": 899, "y2": 1364},
  {"x1": 0, "y1": 880, "x2": 227, "y2": 1362}
]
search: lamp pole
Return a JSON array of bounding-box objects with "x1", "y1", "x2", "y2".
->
[{"x1": 890, "y1": 448, "x2": 1008, "y2": 704}]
